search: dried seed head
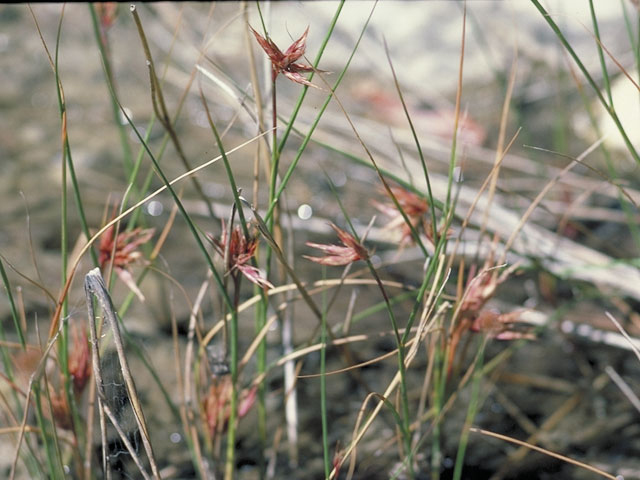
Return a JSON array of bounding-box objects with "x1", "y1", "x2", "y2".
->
[
  {"x1": 250, "y1": 25, "x2": 322, "y2": 88},
  {"x1": 304, "y1": 223, "x2": 369, "y2": 266},
  {"x1": 209, "y1": 223, "x2": 274, "y2": 290}
]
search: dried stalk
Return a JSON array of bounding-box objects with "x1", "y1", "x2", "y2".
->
[{"x1": 84, "y1": 268, "x2": 161, "y2": 479}]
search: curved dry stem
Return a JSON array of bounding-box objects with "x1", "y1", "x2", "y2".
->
[
  {"x1": 470, "y1": 427, "x2": 618, "y2": 480},
  {"x1": 499, "y1": 139, "x2": 603, "y2": 266}
]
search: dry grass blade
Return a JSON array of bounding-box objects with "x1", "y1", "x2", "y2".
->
[
  {"x1": 9, "y1": 323, "x2": 65, "y2": 480},
  {"x1": 470, "y1": 427, "x2": 619, "y2": 480},
  {"x1": 84, "y1": 268, "x2": 161, "y2": 479},
  {"x1": 605, "y1": 366, "x2": 640, "y2": 414},
  {"x1": 481, "y1": 47, "x2": 518, "y2": 236},
  {"x1": 605, "y1": 311, "x2": 640, "y2": 363},
  {"x1": 129, "y1": 5, "x2": 216, "y2": 221}
]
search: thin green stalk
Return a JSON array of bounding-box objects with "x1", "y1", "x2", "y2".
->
[
  {"x1": 0, "y1": 257, "x2": 26, "y2": 350},
  {"x1": 586, "y1": 0, "x2": 640, "y2": 250},
  {"x1": 244, "y1": 2, "x2": 272, "y2": 456},
  {"x1": 429, "y1": 12, "x2": 468, "y2": 471},
  {"x1": 199, "y1": 88, "x2": 248, "y2": 231},
  {"x1": 200, "y1": 88, "x2": 255, "y2": 476},
  {"x1": 88, "y1": 3, "x2": 134, "y2": 178},
  {"x1": 52, "y1": 8, "x2": 70, "y2": 390},
  {"x1": 33, "y1": 386, "x2": 64, "y2": 480},
  {"x1": 264, "y1": 64, "x2": 279, "y2": 480},
  {"x1": 430, "y1": 333, "x2": 445, "y2": 480},
  {"x1": 251, "y1": 11, "x2": 291, "y2": 459},
  {"x1": 313, "y1": 139, "x2": 445, "y2": 211},
  {"x1": 444, "y1": 4, "x2": 466, "y2": 217},
  {"x1": 251, "y1": 4, "x2": 348, "y2": 470},
  {"x1": 49, "y1": 7, "x2": 94, "y2": 450},
  {"x1": 113, "y1": 81, "x2": 240, "y2": 478},
  {"x1": 264, "y1": 1, "x2": 375, "y2": 223},
  {"x1": 201, "y1": 70, "x2": 263, "y2": 468},
  {"x1": 130, "y1": 5, "x2": 217, "y2": 220},
  {"x1": 531, "y1": 0, "x2": 640, "y2": 164},
  {"x1": 275, "y1": 0, "x2": 346, "y2": 155},
  {"x1": 328, "y1": 181, "x2": 414, "y2": 477},
  {"x1": 255, "y1": 297, "x2": 268, "y2": 473},
  {"x1": 368, "y1": 264, "x2": 414, "y2": 476},
  {"x1": 452, "y1": 341, "x2": 485, "y2": 480},
  {"x1": 320, "y1": 266, "x2": 330, "y2": 479},
  {"x1": 268, "y1": 73, "x2": 278, "y2": 224},
  {"x1": 384, "y1": 39, "x2": 439, "y2": 245},
  {"x1": 225, "y1": 275, "x2": 242, "y2": 480},
  {"x1": 29, "y1": 5, "x2": 99, "y2": 269}
]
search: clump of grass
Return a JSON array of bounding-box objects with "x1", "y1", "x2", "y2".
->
[{"x1": 2, "y1": 3, "x2": 639, "y2": 480}]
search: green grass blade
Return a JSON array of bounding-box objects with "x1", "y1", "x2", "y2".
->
[
  {"x1": 0, "y1": 257, "x2": 26, "y2": 350},
  {"x1": 530, "y1": 0, "x2": 640, "y2": 164},
  {"x1": 452, "y1": 342, "x2": 485, "y2": 480},
  {"x1": 264, "y1": 2, "x2": 377, "y2": 223},
  {"x1": 276, "y1": 0, "x2": 346, "y2": 155},
  {"x1": 88, "y1": 3, "x2": 134, "y2": 178}
]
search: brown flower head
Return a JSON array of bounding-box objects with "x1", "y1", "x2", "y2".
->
[
  {"x1": 210, "y1": 223, "x2": 273, "y2": 290},
  {"x1": 332, "y1": 443, "x2": 345, "y2": 479},
  {"x1": 49, "y1": 387, "x2": 73, "y2": 430},
  {"x1": 68, "y1": 324, "x2": 91, "y2": 394},
  {"x1": 202, "y1": 376, "x2": 257, "y2": 440},
  {"x1": 99, "y1": 219, "x2": 154, "y2": 301},
  {"x1": 470, "y1": 309, "x2": 535, "y2": 341},
  {"x1": 372, "y1": 186, "x2": 429, "y2": 245},
  {"x1": 250, "y1": 25, "x2": 321, "y2": 88},
  {"x1": 96, "y1": 2, "x2": 118, "y2": 30},
  {"x1": 447, "y1": 253, "x2": 525, "y2": 376},
  {"x1": 304, "y1": 223, "x2": 369, "y2": 266},
  {"x1": 459, "y1": 255, "x2": 512, "y2": 318}
]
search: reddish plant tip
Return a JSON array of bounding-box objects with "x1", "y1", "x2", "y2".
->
[
  {"x1": 373, "y1": 185, "x2": 430, "y2": 246},
  {"x1": 98, "y1": 218, "x2": 154, "y2": 301},
  {"x1": 249, "y1": 24, "x2": 321, "y2": 88},
  {"x1": 470, "y1": 309, "x2": 535, "y2": 341},
  {"x1": 304, "y1": 223, "x2": 369, "y2": 266},
  {"x1": 96, "y1": 3, "x2": 118, "y2": 30},
  {"x1": 202, "y1": 377, "x2": 257, "y2": 440},
  {"x1": 210, "y1": 223, "x2": 274, "y2": 290},
  {"x1": 68, "y1": 324, "x2": 91, "y2": 394},
  {"x1": 459, "y1": 255, "x2": 513, "y2": 318}
]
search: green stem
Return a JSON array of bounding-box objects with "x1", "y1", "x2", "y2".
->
[
  {"x1": 368, "y1": 265, "x2": 414, "y2": 478},
  {"x1": 276, "y1": 0, "x2": 346, "y2": 155},
  {"x1": 0, "y1": 257, "x2": 25, "y2": 350},
  {"x1": 530, "y1": 0, "x2": 640, "y2": 164},
  {"x1": 88, "y1": 3, "x2": 134, "y2": 178},
  {"x1": 320, "y1": 267, "x2": 330, "y2": 478},
  {"x1": 431, "y1": 338, "x2": 444, "y2": 480},
  {"x1": 452, "y1": 342, "x2": 485, "y2": 480},
  {"x1": 225, "y1": 276, "x2": 242, "y2": 480},
  {"x1": 264, "y1": 0, "x2": 369, "y2": 223}
]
